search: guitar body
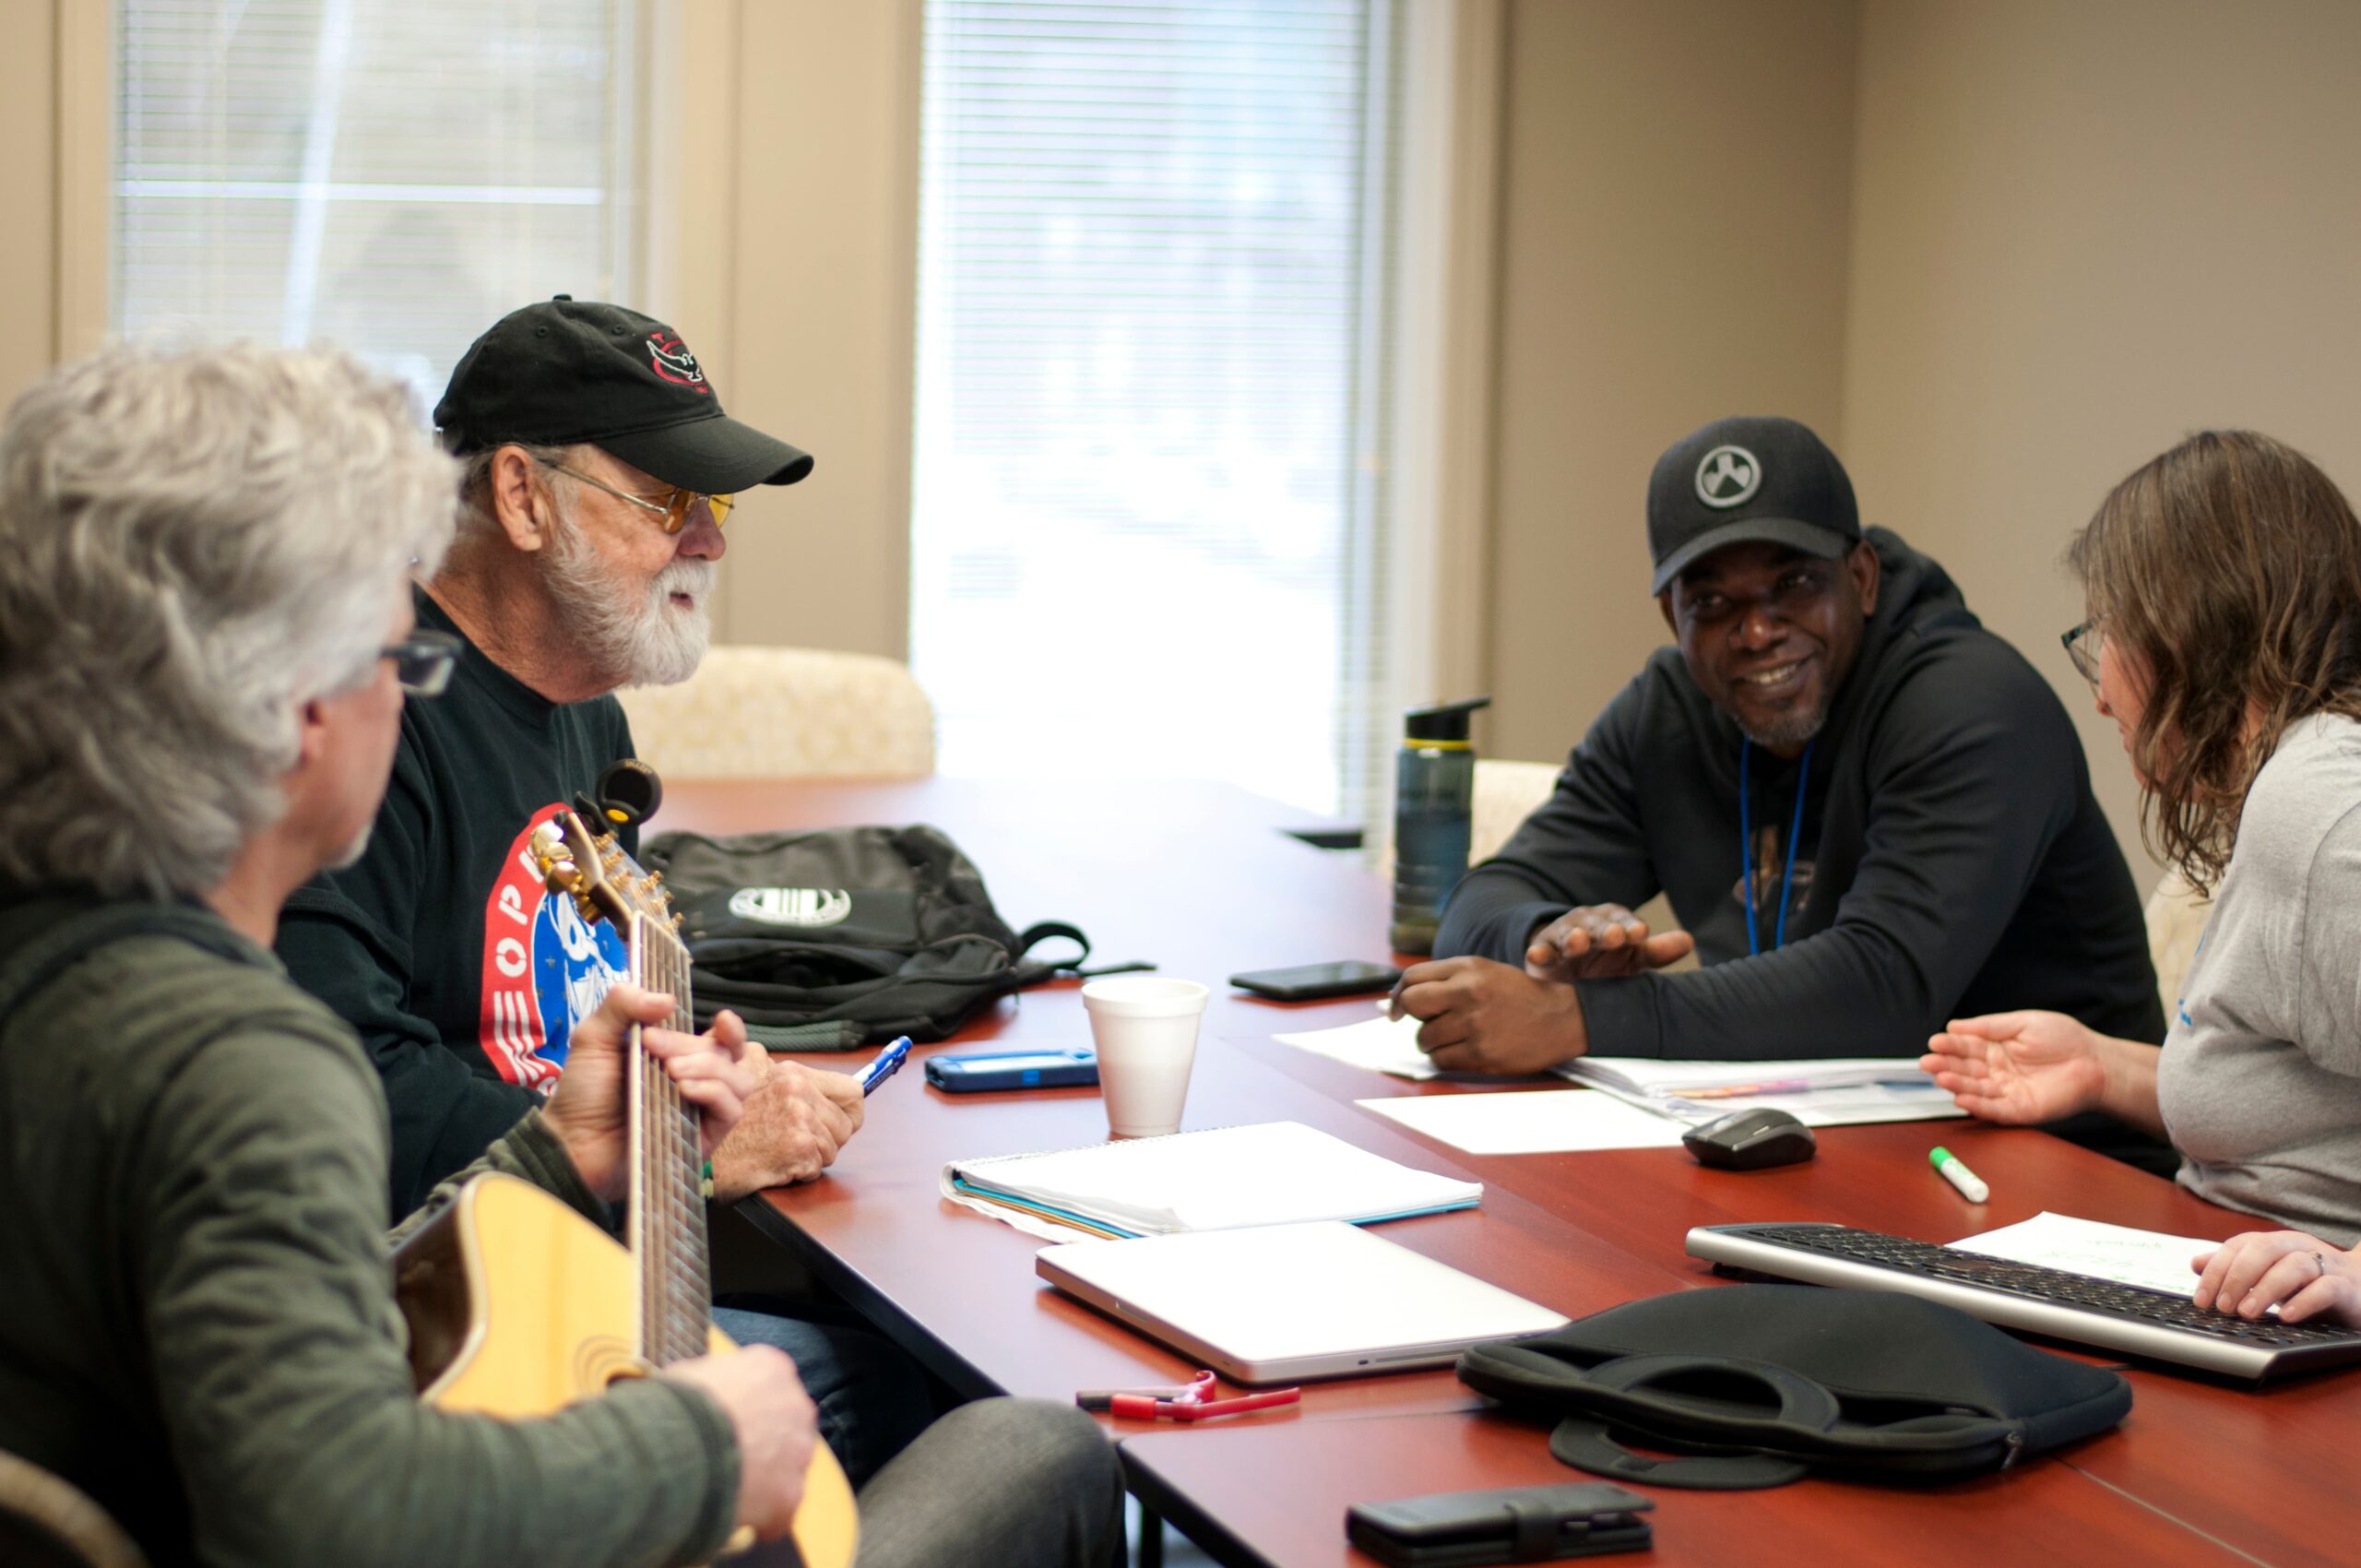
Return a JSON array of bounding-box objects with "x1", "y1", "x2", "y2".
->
[{"x1": 396, "y1": 1172, "x2": 859, "y2": 1568}]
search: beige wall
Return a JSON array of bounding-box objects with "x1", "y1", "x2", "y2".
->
[
  {"x1": 1841, "y1": 0, "x2": 2361, "y2": 881},
  {"x1": 0, "y1": 0, "x2": 60, "y2": 400},
  {"x1": 1483, "y1": 0, "x2": 1862, "y2": 766},
  {"x1": 649, "y1": 0, "x2": 921, "y2": 659},
  {"x1": 15, "y1": 0, "x2": 2361, "y2": 869}
]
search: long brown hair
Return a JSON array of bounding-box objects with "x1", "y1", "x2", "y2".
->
[{"x1": 2070, "y1": 430, "x2": 2361, "y2": 894}]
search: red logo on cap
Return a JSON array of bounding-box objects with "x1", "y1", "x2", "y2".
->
[{"x1": 647, "y1": 330, "x2": 710, "y2": 394}]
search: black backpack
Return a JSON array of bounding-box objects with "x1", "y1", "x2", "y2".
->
[
  {"x1": 641, "y1": 825, "x2": 1121, "y2": 1050},
  {"x1": 1457, "y1": 1284, "x2": 2131, "y2": 1490}
]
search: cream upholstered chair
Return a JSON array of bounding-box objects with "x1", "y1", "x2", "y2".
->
[
  {"x1": 2145, "y1": 867, "x2": 2210, "y2": 1024},
  {"x1": 1471, "y1": 758, "x2": 1565, "y2": 862},
  {"x1": 1465, "y1": 756, "x2": 1691, "y2": 968},
  {"x1": 614, "y1": 646, "x2": 935, "y2": 780}
]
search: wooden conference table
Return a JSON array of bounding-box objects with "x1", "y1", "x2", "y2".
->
[{"x1": 663, "y1": 777, "x2": 2355, "y2": 1568}]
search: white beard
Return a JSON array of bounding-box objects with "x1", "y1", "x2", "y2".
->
[
  {"x1": 544, "y1": 520, "x2": 715, "y2": 690},
  {"x1": 327, "y1": 819, "x2": 374, "y2": 871}
]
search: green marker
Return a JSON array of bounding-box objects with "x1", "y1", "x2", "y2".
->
[{"x1": 1930, "y1": 1146, "x2": 1989, "y2": 1203}]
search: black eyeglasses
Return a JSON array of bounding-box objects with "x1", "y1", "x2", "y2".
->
[
  {"x1": 2061, "y1": 619, "x2": 2104, "y2": 687},
  {"x1": 380, "y1": 630, "x2": 462, "y2": 696}
]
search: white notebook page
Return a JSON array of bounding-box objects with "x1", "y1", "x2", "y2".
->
[{"x1": 943, "y1": 1120, "x2": 1481, "y2": 1236}]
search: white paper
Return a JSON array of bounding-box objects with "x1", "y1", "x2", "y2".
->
[
  {"x1": 1563, "y1": 1055, "x2": 1947, "y2": 1096},
  {"x1": 1673, "y1": 1084, "x2": 1967, "y2": 1129},
  {"x1": 1274, "y1": 1011, "x2": 1436, "y2": 1080},
  {"x1": 1950, "y1": 1211, "x2": 2222, "y2": 1298},
  {"x1": 1355, "y1": 1088, "x2": 1691, "y2": 1155},
  {"x1": 941, "y1": 1188, "x2": 1100, "y2": 1243},
  {"x1": 1559, "y1": 1058, "x2": 1965, "y2": 1128},
  {"x1": 1274, "y1": 1019, "x2": 1964, "y2": 1123},
  {"x1": 943, "y1": 1120, "x2": 1481, "y2": 1236}
]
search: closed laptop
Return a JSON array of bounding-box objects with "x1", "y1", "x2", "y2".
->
[{"x1": 1037, "y1": 1219, "x2": 1568, "y2": 1384}]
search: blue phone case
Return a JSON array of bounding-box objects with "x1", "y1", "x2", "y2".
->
[{"x1": 924, "y1": 1049, "x2": 1100, "y2": 1093}]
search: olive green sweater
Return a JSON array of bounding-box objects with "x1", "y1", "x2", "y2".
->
[{"x1": 0, "y1": 892, "x2": 740, "y2": 1568}]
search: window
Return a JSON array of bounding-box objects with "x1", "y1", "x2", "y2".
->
[
  {"x1": 114, "y1": 0, "x2": 639, "y2": 410},
  {"x1": 911, "y1": 0, "x2": 1399, "y2": 818}
]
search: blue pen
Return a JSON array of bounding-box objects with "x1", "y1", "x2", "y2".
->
[{"x1": 857, "y1": 1035, "x2": 913, "y2": 1096}]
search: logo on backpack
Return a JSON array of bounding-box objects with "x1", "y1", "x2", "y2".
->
[{"x1": 729, "y1": 886, "x2": 855, "y2": 928}]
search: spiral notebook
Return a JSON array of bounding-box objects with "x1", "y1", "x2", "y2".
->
[{"x1": 941, "y1": 1120, "x2": 1483, "y2": 1241}]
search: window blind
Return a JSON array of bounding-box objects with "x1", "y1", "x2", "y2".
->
[
  {"x1": 114, "y1": 0, "x2": 636, "y2": 411},
  {"x1": 911, "y1": 0, "x2": 1397, "y2": 819}
]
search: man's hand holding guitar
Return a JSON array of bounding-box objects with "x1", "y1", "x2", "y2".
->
[
  {"x1": 541, "y1": 984, "x2": 765, "y2": 1199},
  {"x1": 538, "y1": 982, "x2": 823, "y2": 1548}
]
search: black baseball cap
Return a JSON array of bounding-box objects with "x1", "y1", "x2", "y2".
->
[
  {"x1": 433, "y1": 296, "x2": 813, "y2": 493},
  {"x1": 1646, "y1": 415, "x2": 1859, "y2": 593}
]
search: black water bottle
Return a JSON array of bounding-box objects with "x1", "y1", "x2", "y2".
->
[{"x1": 1389, "y1": 697, "x2": 1490, "y2": 955}]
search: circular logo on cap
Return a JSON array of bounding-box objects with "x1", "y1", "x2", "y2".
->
[
  {"x1": 1694, "y1": 445, "x2": 1762, "y2": 509},
  {"x1": 728, "y1": 887, "x2": 853, "y2": 928}
]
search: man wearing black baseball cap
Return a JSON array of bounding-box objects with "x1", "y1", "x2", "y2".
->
[
  {"x1": 1393, "y1": 416, "x2": 2165, "y2": 1134},
  {"x1": 434, "y1": 294, "x2": 814, "y2": 494},
  {"x1": 282, "y1": 296, "x2": 852, "y2": 1219},
  {"x1": 274, "y1": 302, "x2": 1126, "y2": 1555}
]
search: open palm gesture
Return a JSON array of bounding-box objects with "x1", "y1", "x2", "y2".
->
[{"x1": 1919, "y1": 1010, "x2": 2109, "y2": 1124}]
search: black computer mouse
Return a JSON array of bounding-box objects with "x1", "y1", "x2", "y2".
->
[{"x1": 1682, "y1": 1107, "x2": 1817, "y2": 1170}]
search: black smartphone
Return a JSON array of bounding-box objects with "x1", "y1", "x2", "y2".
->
[{"x1": 1228, "y1": 959, "x2": 1404, "y2": 1002}]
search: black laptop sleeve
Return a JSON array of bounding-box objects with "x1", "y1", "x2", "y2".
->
[{"x1": 1457, "y1": 1284, "x2": 2132, "y2": 1489}]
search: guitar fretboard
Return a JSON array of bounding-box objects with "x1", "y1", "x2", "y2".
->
[{"x1": 631, "y1": 914, "x2": 715, "y2": 1367}]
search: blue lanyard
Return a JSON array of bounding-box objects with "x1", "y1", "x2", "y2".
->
[{"x1": 1738, "y1": 739, "x2": 1815, "y2": 956}]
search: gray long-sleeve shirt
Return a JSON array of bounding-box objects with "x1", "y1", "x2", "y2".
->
[
  {"x1": 0, "y1": 891, "x2": 739, "y2": 1568},
  {"x1": 2160, "y1": 714, "x2": 2361, "y2": 1245}
]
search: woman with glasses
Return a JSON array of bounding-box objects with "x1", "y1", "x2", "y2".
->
[{"x1": 1924, "y1": 429, "x2": 2361, "y2": 1329}]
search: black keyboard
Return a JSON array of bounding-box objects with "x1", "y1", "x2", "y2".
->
[{"x1": 1686, "y1": 1222, "x2": 2361, "y2": 1382}]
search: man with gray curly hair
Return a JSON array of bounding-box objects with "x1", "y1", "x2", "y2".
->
[
  {"x1": 0, "y1": 341, "x2": 815, "y2": 1564},
  {"x1": 0, "y1": 339, "x2": 1126, "y2": 1568}
]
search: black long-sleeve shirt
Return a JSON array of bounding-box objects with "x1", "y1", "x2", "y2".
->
[
  {"x1": 1438, "y1": 529, "x2": 2163, "y2": 1060},
  {"x1": 278, "y1": 590, "x2": 638, "y2": 1216}
]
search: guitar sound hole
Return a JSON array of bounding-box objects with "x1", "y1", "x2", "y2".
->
[{"x1": 576, "y1": 1336, "x2": 641, "y2": 1391}]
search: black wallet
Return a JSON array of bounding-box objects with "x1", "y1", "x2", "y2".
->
[{"x1": 1345, "y1": 1481, "x2": 1654, "y2": 1567}]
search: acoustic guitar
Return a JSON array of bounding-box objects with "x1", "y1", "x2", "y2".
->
[{"x1": 393, "y1": 805, "x2": 858, "y2": 1568}]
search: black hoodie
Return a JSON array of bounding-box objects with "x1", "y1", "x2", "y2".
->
[{"x1": 1437, "y1": 529, "x2": 2164, "y2": 1060}]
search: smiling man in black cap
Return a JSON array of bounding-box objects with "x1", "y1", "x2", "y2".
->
[
  {"x1": 1394, "y1": 415, "x2": 2165, "y2": 1099},
  {"x1": 274, "y1": 300, "x2": 956, "y2": 1491}
]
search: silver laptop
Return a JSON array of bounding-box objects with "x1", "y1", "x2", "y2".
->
[{"x1": 1036, "y1": 1219, "x2": 1568, "y2": 1384}]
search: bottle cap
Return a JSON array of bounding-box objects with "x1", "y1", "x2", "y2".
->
[{"x1": 1403, "y1": 696, "x2": 1492, "y2": 744}]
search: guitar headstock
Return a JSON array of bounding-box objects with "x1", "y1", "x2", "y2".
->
[{"x1": 528, "y1": 807, "x2": 679, "y2": 932}]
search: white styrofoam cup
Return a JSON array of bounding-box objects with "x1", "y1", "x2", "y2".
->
[{"x1": 1080, "y1": 977, "x2": 1208, "y2": 1138}]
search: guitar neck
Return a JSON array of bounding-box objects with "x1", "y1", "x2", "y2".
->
[{"x1": 629, "y1": 913, "x2": 714, "y2": 1368}]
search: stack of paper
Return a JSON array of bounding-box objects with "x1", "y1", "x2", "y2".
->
[
  {"x1": 1272, "y1": 1012, "x2": 1436, "y2": 1079},
  {"x1": 1269, "y1": 1014, "x2": 1964, "y2": 1127},
  {"x1": 942, "y1": 1121, "x2": 1483, "y2": 1241},
  {"x1": 1559, "y1": 1056, "x2": 1965, "y2": 1128}
]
